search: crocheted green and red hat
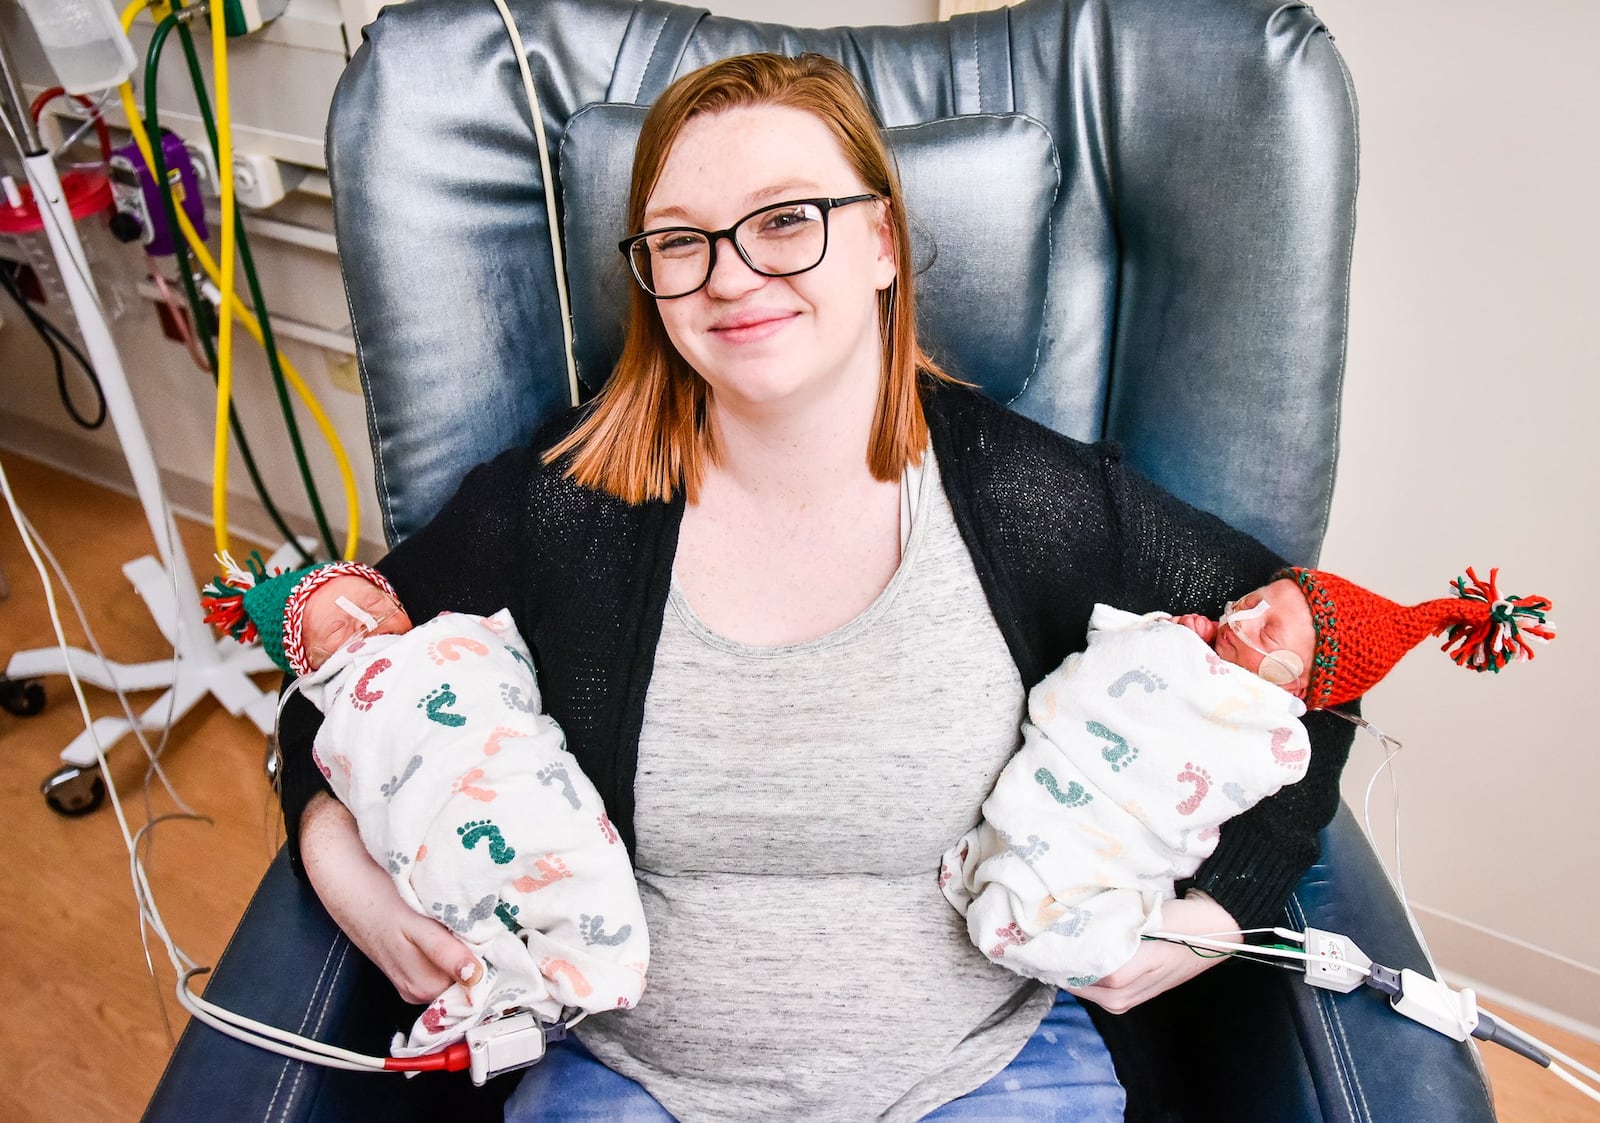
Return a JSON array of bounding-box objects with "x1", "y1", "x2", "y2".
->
[
  {"x1": 201, "y1": 551, "x2": 396, "y2": 676},
  {"x1": 1278, "y1": 565, "x2": 1556, "y2": 710}
]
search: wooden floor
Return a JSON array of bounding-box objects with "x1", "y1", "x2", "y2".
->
[{"x1": 1, "y1": 451, "x2": 1597, "y2": 1122}]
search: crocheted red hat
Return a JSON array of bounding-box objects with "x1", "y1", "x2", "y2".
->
[{"x1": 1278, "y1": 566, "x2": 1555, "y2": 710}]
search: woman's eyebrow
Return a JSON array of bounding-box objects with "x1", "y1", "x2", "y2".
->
[{"x1": 643, "y1": 181, "x2": 826, "y2": 227}]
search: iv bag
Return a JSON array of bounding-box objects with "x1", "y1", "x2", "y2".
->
[{"x1": 16, "y1": 0, "x2": 137, "y2": 95}]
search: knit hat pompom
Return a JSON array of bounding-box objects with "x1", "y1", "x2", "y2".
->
[
  {"x1": 1278, "y1": 565, "x2": 1555, "y2": 710},
  {"x1": 1440, "y1": 566, "x2": 1556, "y2": 673}
]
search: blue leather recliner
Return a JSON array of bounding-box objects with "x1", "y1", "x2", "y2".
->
[{"x1": 144, "y1": 0, "x2": 1498, "y2": 1118}]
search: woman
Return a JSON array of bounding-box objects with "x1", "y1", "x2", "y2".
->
[{"x1": 281, "y1": 53, "x2": 1352, "y2": 1120}]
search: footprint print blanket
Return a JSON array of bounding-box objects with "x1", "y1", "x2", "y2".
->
[
  {"x1": 939, "y1": 604, "x2": 1310, "y2": 988},
  {"x1": 299, "y1": 609, "x2": 648, "y2": 1055}
]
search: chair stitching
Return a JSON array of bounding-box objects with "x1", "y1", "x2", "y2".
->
[
  {"x1": 1322, "y1": 987, "x2": 1372, "y2": 1122},
  {"x1": 1288, "y1": 892, "x2": 1365, "y2": 1122},
  {"x1": 633, "y1": 8, "x2": 673, "y2": 104},
  {"x1": 971, "y1": 18, "x2": 982, "y2": 112},
  {"x1": 1006, "y1": 124, "x2": 1060, "y2": 407},
  {"x1": 1313, "y1": 28, "x2": 1361, "y2": 560},
  {"x1": 263, "y1": 936, "x2": 350, "y2": 1121}
]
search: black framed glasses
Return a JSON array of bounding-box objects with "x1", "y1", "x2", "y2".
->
[{"x1": 618, "y1": 194, "x2": 882, "y2": 299}]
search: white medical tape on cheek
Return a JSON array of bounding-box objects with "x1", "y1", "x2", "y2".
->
[
  {"x1": 1221, "y1": 597, "x2": 1305, "y2": 685},
  {"x1": 1257, "y1": 651, "x2": 1305, "y2": 685},
  {"x1": 334, "y1": 595, "x2": 381, "y2": 631}
]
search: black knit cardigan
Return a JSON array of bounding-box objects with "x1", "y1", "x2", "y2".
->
[{"x1": 277, "y1": 379, "x2": 1353, "y2": 931}]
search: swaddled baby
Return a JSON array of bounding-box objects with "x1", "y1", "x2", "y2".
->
[
  {"x1": 202, "y1": 557, "x2": 648, "y2": 1055},
  {"x1": 299, "y1": 608, "x2": 648, "y2": 1054},
  {"x1": 941, "y1": 566, "x2": 1554, "y2": 988}
]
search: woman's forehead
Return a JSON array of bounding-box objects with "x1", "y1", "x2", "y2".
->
[{"x1": 646, "y1": 104, "x2": 856, "y2": 222}]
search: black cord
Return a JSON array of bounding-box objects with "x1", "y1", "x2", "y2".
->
[
  {"x1": 0, "y1": 260, "x2": 107, "y2": 429},
  {"x1": 1471, "y1": 1011, "x2": 1551, "y2": 1067}
]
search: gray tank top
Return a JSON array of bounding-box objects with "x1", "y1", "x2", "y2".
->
[{"x1": 574, "y1": 453, "x2": 1052, "y2": 1121}]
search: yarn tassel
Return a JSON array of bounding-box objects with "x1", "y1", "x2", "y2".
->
[
  {"x1": 1441, "y1": 566, "x2": 1556, "y2": 673},
  {"x1": 200, "y1": 550, "x2": 272, "y2": 644}
]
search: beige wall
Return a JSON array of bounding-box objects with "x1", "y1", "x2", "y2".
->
[{"x1": 1313, "y1": 0, "x2": 1599, "y2": 1034}]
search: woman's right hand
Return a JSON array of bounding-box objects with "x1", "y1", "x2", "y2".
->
[{"x1": 299, "y1": 792, "x2": 481, "y2": 1004}]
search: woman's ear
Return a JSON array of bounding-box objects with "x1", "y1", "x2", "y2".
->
[{"x1": 873, "y1": 199, "x2": 897, "y2": 291}]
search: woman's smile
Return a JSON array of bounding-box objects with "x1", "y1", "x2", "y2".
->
[{"x1": 707, "y1": 307, "x2": 801, "y2": 345}]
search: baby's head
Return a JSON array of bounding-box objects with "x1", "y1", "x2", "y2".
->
[
  {"x1": 1178, "y1": 567, "x2": 1556, "y2": 711},
  {"x1": 1210, "y1": 578, "x2": 1316, "y2": 697},
  {"x1": 202, "y1": 554, "x2": 409, "y2": 676}
]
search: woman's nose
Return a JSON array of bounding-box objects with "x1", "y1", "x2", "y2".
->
[{"x1": 703, "y1": 234, "x2": 765, "y2": 298}]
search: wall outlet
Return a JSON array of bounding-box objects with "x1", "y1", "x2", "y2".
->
[
  {"x1": 222, "y1": 0, "x2": 291, "y2": 35},
  {"x1": 326, "y1": 353, "x2": 362, "y2": 395}
]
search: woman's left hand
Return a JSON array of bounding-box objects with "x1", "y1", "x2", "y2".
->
[{"x1": 1067, "y1": 891, "x2": 1238, "y2": 1014}]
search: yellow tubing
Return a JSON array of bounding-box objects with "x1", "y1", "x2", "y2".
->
[
  {"x1": 209, "y1": 0, "x2": 236, "y2": 558},
  {"x1": 120, "y1": 0, "x2": 361, "y2": 561}
]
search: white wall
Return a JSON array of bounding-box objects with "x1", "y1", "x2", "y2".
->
[{"x1": 1313, "y1": 0, "x2": 1599, "y2": 1033}]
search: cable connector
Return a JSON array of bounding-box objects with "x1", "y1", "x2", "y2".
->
[
  {"x1": 466, "y1": 1011, "x2": 550, "y2": 1086},
  {"x1": 1302, "y1": 927, "x2": 1372, "y2": 993},
  {"x1": 1387, "y1": 968, "x2": 1481, "y2": 1042}
]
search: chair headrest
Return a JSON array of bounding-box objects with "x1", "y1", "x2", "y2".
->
[{"x1": 560, "y1": 105, "x2": 1060, "y2": 400}]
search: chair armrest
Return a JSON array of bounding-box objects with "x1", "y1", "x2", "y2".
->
[
  {"x1": 142, "y1": 848, "x2": 506, "y2": 1123},
  {"x1": 1093, "y1": 803, "x2": 1497, "y2": 1122},
  {"x1": 1273, "y1": 801, "x2": 1496, "y2": 1121}
]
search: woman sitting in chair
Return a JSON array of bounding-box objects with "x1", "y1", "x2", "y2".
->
[{"x1": 278, "y1": 51, "x2": 1353, "y2": 1121}]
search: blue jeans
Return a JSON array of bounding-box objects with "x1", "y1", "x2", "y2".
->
[{"x1": 502, "y1": 990, "x2": 1123, "y2": 1121}]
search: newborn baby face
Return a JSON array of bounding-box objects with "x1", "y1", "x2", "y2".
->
[
  {"x1": 1173, "y1": 577, "x2": 1315, "y2": 697},
  {"x1": 302, "y1": 574, "x2": 412, "y2": 670}
]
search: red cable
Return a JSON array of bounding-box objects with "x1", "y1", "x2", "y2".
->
[
  {"x1": 382, "y1": 1041, "x2": 472, "y2": 1073},
  {"x1": 29, "y1": 87, "x2": 114, "y2": 163}
]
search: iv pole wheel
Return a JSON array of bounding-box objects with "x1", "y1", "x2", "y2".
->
[
  {"x1": 0, "y1": 676, "x2": 47, "y2": 717},
  {"x1": 41, "y1": 763, "x2": 107, "y2": 817}
]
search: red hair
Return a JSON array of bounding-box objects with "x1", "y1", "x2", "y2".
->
[{"x1": 545, "y1": 53, "x2": 958, "y2": 504}]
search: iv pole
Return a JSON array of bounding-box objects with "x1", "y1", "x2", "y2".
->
[{"x1": 1, "y1": 27, "x2": 282, "y2": 814}]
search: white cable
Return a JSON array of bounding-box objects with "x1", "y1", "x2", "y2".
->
[
  {"x1": 1549, "y1": 1063, "x2": 1600, "y2": 1106},
  {"x1": 51, "y1": 89, "x2": 116, "y2": 161},
  {"x1": 0, "y1": 453, "x2": 149, "y2": 891},
  {"x1": 0, "y1": 91, "x2": 29, "y2": 159},
  {"x1": 1492, "y1": 1018, "x2": 1600, "y2": 1090},
  {"x1": 0, "y1": 453, "x2": 405, "y2": 1072},
  {"x1": 1328, "y1": 709, "x2": 1443, "y2": 969},
  {"x1": 15, "y1": 507, "x2": 193, "y2": 814},
  {"x1": 489, "y1": 0, "x2": 581, "y2": 408},
  {"x1": 174, "y1": 973, "x2": 384, "y2": 1070},
  {"x1": 1357, "y1": 720, "x2": 1407, "y2": 905},
  {"x1": 1143, "y1": 931, "x2": 1370, "y2": 976},
  {"x1": 175, "y1": 969, "x2": 388, "y2": 1068}
]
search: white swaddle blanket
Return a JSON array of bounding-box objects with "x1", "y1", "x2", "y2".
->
[
  {"x1": 299, "y1": 609, "x2": 648, "y2": 1055},
  {"x1": 940, "y1": 604, "x2": 1310, "y2": 987}
]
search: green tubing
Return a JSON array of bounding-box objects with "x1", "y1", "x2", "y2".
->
[
  {"x1": 166, "y1": 4, "x2": 340, "y2": 558},
  {"x1": 142, "y1": 14, "x2": 313, "y2": 564}
]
